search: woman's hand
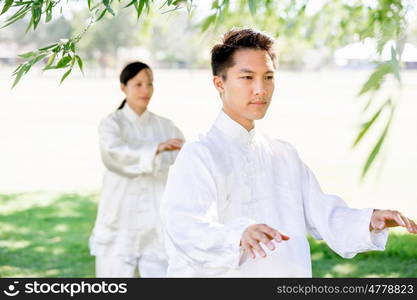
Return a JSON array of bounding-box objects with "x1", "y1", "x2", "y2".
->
[{"x1": 156, "y1": 138, "x2": 184, "y2": 154}]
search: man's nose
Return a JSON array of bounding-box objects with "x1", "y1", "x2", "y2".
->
[{"x1": 253, "y1": 80, "x2": 266, "y2": 96}]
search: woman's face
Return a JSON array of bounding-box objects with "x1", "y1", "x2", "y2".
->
[{"x1": 121, "y1": 68, "x2": 154, "y2": 113}]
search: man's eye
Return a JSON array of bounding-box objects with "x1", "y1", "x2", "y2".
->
[
  {"x1": 240, "y1": 76, "x2": 252, "y2": 80},
  {"x1": 266, "y1": 76, "x2": 274, "y2": 80}
]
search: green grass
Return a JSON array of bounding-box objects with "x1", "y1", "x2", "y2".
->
[
  {"x1": 310, "y1": 234, "x2": 417, "y2": 277},
  {"x1": 0, "y1": 192, "x2": 97, "y2": 277},
  {"x1": 0, "y1": 192, "x2": 416, "y2": 277}
]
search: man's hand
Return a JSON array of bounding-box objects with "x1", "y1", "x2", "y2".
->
[
  {"x1": 370, "y1": 209, "x2": 417, "y2": 233},
  {"x1": 240, "y1": 224, "x2": 290, "y2": 259},
  {"x1": 156, "y1": 138, "x2": 184, "y2": 154}
]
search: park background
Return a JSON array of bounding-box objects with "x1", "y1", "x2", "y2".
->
[{"x1": 1, "y1": 0, "x2": 416, "y2": 277}]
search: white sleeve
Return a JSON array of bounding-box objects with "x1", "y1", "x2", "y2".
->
[
  {"x1": 292, "y1": 148, "x2": 388, "y2": 258},
  {"x1": 99, "y1": 117, "x2": 159, "y2": 177},
  {"x1": 161, "y1": 143, "x2": 256, "y2": 271},
  {"x1": 153, "y1": 123, "x2": 185, "y2": 176}
]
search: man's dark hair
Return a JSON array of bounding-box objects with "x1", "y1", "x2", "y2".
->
[{"x1": 211, "y1": 28, "x2": 277, "y2": 79}]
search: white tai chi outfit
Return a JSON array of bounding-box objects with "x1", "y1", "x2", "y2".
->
[
  {"x1": 89, "y1": 104, "x2": 183, "y2": 277},
  {"x1": 161, "y1": 110, "x2": 388, "y2": 277}
]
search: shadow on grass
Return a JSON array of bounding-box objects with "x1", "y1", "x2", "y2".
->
[
  {"x1": 0, "y1": 192, "x2": 416, "y2": 277},
  {"x1": 0, "y1": 193, "x2": 97, "y2": 277}
]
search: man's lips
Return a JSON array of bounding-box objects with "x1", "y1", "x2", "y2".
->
[{"x1": 249, "y1": 101, "x2": 267, "y2": 105}]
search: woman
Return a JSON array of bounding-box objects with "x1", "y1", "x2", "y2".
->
[{"x1": 89, "y1": 62, "x2": 184, "y2": 277}]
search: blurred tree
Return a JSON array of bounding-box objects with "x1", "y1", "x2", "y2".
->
[
  {"x1": 72, "y1": 7, "x2": 143, "y2": 74},
  {"x1": 0, "y1": 15, "x2": 73, "y2": 47},
  {"x1": 1, "y1": 0, "x2": 416, "y2": 178}
]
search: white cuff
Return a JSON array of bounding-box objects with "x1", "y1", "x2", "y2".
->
[
  {"x1": 137, "y1": 141, "x2": 159, "y2": 174},
  {"x1": 359, "y1": 208, "x2": 388, "y2": 251}
]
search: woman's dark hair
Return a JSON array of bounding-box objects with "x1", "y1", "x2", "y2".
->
[{"x1": 118, "y1": 61, "x2": 151, "y2": 109}]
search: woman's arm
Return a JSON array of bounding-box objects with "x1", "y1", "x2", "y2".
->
[{"x1": 99, "y1": 117, "x2": 159, "y2": 177}]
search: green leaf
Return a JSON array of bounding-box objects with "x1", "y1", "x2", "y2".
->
[
  {"x1": 43, "y1": 52, "x2": 57, "y2": 70},
  {"x1": 1, "y1": 7, "x2": 28, "y2": 28},
  {"x1": 103, "y1": 0, "x2": 115, "y2": 16},
  {"x1": 353, "y1": 100, "x2": 388, "y2": 147},
  {"x1": 75, "y1": 55, "x2": 84, "y2": 74},
  {"x1": 5, "y1": 4, "x2": 29, "y2": 21},
  {"x1": 124, "y1": 0, "x2": 136, "y2": 8},
  {"x1": 248, "y1": 0, "x2": 256, "y2": 15},
  {"x1": 1, "y1": 0, "x2": 14, "y2": 15},
  {"x1": 161, "y1": 5, "x2": 182, "y2": 14},
  {"x1": 25, "y1": 14, "x2": 34, "y2": 32},
  {"x1": 211, "y1": 0, "x2": 219, "y2": 9},
  {"x1": 12, "y1": 64, "x2": 30, "y2": 88},
  {"x1": 361, "y1": 118, "x2": 391, "y2": 179},
  {"x1": 358, "y1": 63, "x2": 391, "y2": 96},
  {"x1": 135, "y1": 0, "x2": 146, "y2": 18},
  {"x1": 201, "y1": 14, "x2": 216, "y2": 32},
  {"x1": 390, "y1": 47, "x2": 401, "y2": 83},
  {"x1": 31, "y1": 53, "x2": 48, "y2": 65},
  {"x1": 12, "y1": 69, "x2": 26, "y2": 88},
  {"x1": 38, "y1": 43, "x2": 58, "y2": 51},
  {"x1": 12, "y1": 64, "x2": 23, "y2": 76},
  {"x1": 31, "y1": 6, "x2": 42, "y2": 30},
  {"x1": 360, "y1": 89, "x2": 378, "y2": 112},
  {"x1": 18, "y1": 51, "x2": 38, "y2": 59},
  {"x1": 56, "y1": 56, "x2": 72, "y2": 68},
  {"x1": 391, "y1": 61, "x2": 400, "y2": 83},
  {"x1": 96, "y1": 8, "x2": 107, "y2": 21},
  {"x1": 46, "y1": 7, "x2": 53, "y2": 23},
  {"x1": 60, "y1": 68, "x2": 72, "y2": 84}
]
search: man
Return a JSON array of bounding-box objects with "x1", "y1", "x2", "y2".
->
[{"x1": 161, "y1": 28, "x2": 417, "y2": 277}]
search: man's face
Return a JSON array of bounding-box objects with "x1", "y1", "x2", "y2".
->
[{"x1": 213, "y1": 48, "x2": 275, "y2": 130}]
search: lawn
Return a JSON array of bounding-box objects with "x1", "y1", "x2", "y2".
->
[{"x1": 0, "y1": 192, "x2": 416, "y2": 277}]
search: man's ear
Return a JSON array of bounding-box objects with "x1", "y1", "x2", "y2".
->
[{"x1": 213, "y1": 76, "x2": 224, "y2": 94}]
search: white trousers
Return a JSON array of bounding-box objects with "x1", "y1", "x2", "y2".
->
[{"x1": 95, "y1": 249, "x2": 168, "y2": 278}]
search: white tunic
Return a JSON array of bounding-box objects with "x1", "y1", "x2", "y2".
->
[
  {"x1": 161, "y1": 110, "x2": 388, "y2": 277},
  {"x1": 89, "y1": 104, "x2": 184, "y2": 264}
]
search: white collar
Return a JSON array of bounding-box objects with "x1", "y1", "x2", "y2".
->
[
  {"x1": 213, "y1": 109, "x2": 256, "y2": 146},
  {"x1": 122, "y1": 103, "x2": 150, "y2": 126}
]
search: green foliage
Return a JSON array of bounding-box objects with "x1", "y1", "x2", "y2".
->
[
  {"x1": 1, "y1": 0, "x2": 59, "y2": 30},
  {"x1": 1, "y1": 0, "x2": 415, "y2": 178},
  {"x1": 354, "y1": 45, "x2": 402, "y2": 178},
  {"x1": 11, "y1": 38, "x2": 83, "y2": 87}
]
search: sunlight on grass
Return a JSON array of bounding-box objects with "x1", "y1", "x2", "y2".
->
[
  {"x1": 54, "y1": 224, "x2": 69, "y2": 232},
  {"x1": 33, "y1": 246, "x2": 47, "y2": 253},
  {"x1": 0, "y1": 240, "x2": 31, "y2": 250},
  {"x1": 0, "y1": 191, "x2": 416, "y2": 277},
  {"x1": 0, "y1": 192, "x2": 97, "y2": 277},
  {"x1": 311, "y1": 252, "x2": 324, "y2": 261},
  {"x1": 332, "y1": 263, "x2": 357, "y2": 275}
]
